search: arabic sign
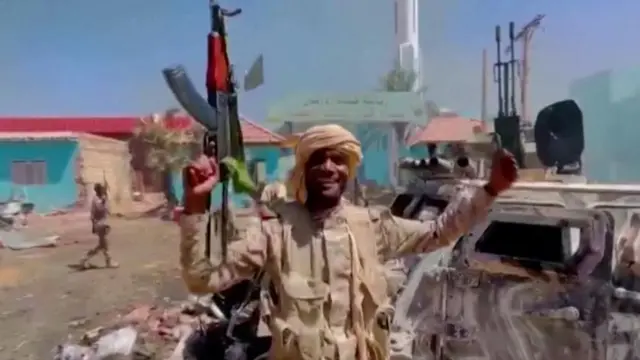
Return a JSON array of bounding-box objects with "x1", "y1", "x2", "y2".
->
[{"x1": 267, "y1": 92, "x2": 427, "y2": 124}]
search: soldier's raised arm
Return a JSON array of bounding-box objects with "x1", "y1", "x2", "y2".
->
[
  {"x1": 180, "y1": 217, "x2": 276, "y2": 294},
  {"x1": 377, "y1": 186, "x2": 493, "y2": 259},
  {"x1": 377, "y1": 150, "x2": 518, "y2": 261}
]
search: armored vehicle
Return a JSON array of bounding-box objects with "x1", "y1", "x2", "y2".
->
[
  {"x1": 386, "y1": 53, "x2": 640, "y2": 358},
  {"x1": 389, "y1": 178, "x2": 640, "y2": 360}
]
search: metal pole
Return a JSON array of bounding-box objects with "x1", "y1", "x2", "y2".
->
[
  {"x1": 494, "y1": 26, "x2": 504, "y2": 117},
  {"x1": 502, "y1": 57, "x2": 510, "y2": 116},
  {"x1": 220, "y1": 177, "x2": 229, "y2": 261},
  {"x1": 521, "y1": 33, "x2": 529, "y2": 123},
  {"x1": 508, "y1": 22, "x2": 517, "y2": 117},
  {"x1": 509, "y1": 14, "x2": 544, "y2": 124},
  {"x1": 481, "y1": 48, "x2": 488, "y2": 122},
  {"x1": 219, "y1": 101, "x2": 230, "y2": 261}
]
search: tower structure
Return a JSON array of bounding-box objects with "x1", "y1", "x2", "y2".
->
[
  {"x1": 394, "y1": 0, "x2": 422, "y2": 91},
  {"x1": 385, "y1": 0, "x2": 421, "y2": 188}
]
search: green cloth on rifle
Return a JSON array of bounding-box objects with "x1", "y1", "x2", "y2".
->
[{"x1": 221, "y1": 157, "x2": 257, "y2": 195}]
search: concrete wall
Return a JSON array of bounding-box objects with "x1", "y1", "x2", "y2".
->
[
  {"x1": 569, "y1": 68, "x2": 640, "y2": 182},
  {"x1": 0, "y1": 139, "x2": 78, "y2": 212},
  {"x1": 77, "y1": 134, "x2": 133, "y2": 213}
]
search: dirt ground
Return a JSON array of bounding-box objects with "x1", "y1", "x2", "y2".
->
[{"x1": 0, "y1": 215, "x2": 188, "y2": 360}]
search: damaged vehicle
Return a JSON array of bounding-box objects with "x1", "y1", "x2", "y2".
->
[
  {"x1": 390, "y1": 183, "x2": 640, "y2": 360},
  {"x1": 387, "y1": 97, "x2": 640, "y2": 359}
]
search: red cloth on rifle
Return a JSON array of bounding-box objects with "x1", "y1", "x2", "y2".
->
[{"x1": 206, "y1": 33, "x2": 230, "y2": 92}]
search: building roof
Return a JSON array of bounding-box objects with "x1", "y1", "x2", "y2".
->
[
  {"x1": 0, "y1": 115, "x2": 285, "y2": 145},
  {"x1": 239, "y1": 118, "x2": 286, "y2": 144},
  {"x1": 407, "y1": 116, "x2": 486, "y2": 146},
  {"x1": 0, "y1": 131, "x2": 127, "y2": 144},
  {"x1": 0, "y1": 131, "x2": 80, "y2": 141},
  {"x1": 0, "y1": 117, "x2": 144, "y2": 133}
]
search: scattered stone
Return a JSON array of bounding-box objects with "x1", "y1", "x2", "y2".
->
[
  {"x1": 68, "y1": 318, "x2": 89, "y2": 328},
  {"x1": 157, "y1": 325, "x2": 174, "y2": 339},
  {"x1": 59, "y1": 298, "x2": 220, "y2": 360},
  {"x1": 167, "y1": 327, "x2": 194, "y2": 360},
  {"x1": 122, "y1": 305, "x2": 153, "y2": 325},
  {"x1": 82, "y1": 327, "x2": 105, "y2": 344},
  {"x1": 180, "y1": 296, "x2": 226, "y2": 320},
  {"x1": 53, "y1": 344, "x2": 95, "y2": 360},
  {"x1": 179, "y1": 313, "x2": 198, "y2": 326},
  {"x1": 159, "y1": 306, "x2": 182, "y2": 328},
  {"x1": 93, "y1": 326, "x2": 137, "y2": 359},
  {"x1": 132, "y1": 344, "x2": 156, "y2": 360}
]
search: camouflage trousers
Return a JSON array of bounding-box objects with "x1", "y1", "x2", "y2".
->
[
  {"x1": 81, "y1": 222, "x2": 115, "y2": 266},
  {"x1": 179, "y1": 214, "x2": 214, "y2": 279}
]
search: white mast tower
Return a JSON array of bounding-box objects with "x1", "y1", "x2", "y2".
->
[
  {"x1": 388, "y1": 0, "x2": 421, "y2": 187},
  {"x1": 394, "y1": 0, "x2": 422, "y2": 91}
]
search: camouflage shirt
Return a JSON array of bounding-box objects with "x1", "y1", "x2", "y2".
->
[
  {"x1": 180, "y1": 186, "x2": 494, "y2": 360},
  {"x1": 91, "y1": 196, "x2": 108, "y2": 225}
]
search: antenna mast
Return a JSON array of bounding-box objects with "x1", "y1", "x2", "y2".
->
[
  {"x1": 508, "y1": 22, "x2": 517, "y2": 116},
  {"x1": 481, "y1": 48, "x2": 488, "y2": 122},
  {"x1": 493, "y1": 23, "x2": 525, "y2": 168},
  {"x1": 494, "y1": 26, "x2": 504, "y2": 117},
  {"x1": 506, "y1": 14, "x2": 545, "y2": 124}
]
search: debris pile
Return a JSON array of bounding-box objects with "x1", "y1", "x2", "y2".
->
[
  {"x1": 0, "y1": 200, "x2": 65, "y2": 250},
  {"x1": 0, "y1": 232, "x2": 59, "y2": 250},
  {"x1": 55, "y1": 298, "x2": 222, "y2": 360}
]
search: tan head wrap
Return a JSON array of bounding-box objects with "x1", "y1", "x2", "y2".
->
[{"x1": 288, "y1": 124, "x2": 362, "y2": 203}]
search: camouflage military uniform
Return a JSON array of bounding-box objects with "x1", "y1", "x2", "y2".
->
[
  {"x1": 80, "y1": 195, "x2": 117, "y2": 268},
  {"x1": 180, "y1": 188, "x2": 493, "y2": 360},
  {"x1": 179, "y1": 214, "x2": 211, "y2": 267}
]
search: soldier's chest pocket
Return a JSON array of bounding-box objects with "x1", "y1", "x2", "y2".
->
[
  {"x1": 289, "y1": 226, "x2": 319, "y2": 274},
  {"x1": 281, "y1": 276, "x2": 329, "y2": 325}
]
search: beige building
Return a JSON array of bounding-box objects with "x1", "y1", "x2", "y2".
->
[
  {"x1": 76, "y1": 132, "x2": 134, "y2": 214},
  {"x1": 0, "y1": 132, "x2": 133, "y2": 214}
]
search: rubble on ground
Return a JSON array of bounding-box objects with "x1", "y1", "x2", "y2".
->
[
  {"x1": 0, "y1": 232, "x2": 59, "y2": 250},
  {"x1": 55, "y1": 296, "x2": 221, "y2": 360}
]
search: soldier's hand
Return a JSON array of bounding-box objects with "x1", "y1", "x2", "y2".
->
[{"x1": 487, "y1": 149, "x2": 518, "y2": 195}]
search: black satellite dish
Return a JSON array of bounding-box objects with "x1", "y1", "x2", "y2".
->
[{"x1": 534, "y1": 99, "x2": 584, "y2": 174}]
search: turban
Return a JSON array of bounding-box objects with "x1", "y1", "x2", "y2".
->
[{"x1": 288, "y1": 124, "x2": 362, "y2": 203}]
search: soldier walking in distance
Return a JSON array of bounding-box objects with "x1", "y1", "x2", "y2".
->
[
  {"x1": 180, "y1": 124, "x2": 518, "y2": 360},
  {"x1": 79, "y1": 183, "x2": 118, "y2": 269}
]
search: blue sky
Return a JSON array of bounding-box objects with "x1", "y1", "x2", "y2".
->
[{"x1": 0, "y1": 0, "x2": 638, "y2": 122}]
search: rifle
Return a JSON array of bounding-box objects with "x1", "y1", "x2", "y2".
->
[
  {"x1": 162, "y1": 1, "x2": 263, "y2": 261},
  {"x1": 102, "y1": 169, "x2": 109, "y2": 199}
]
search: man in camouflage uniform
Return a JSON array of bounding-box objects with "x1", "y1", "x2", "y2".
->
[
  {"x1": 80, "y1": 183, "x2": 118, "y2": 269},
  {"x1": 180, "y1": 124, "x2": 517, "y2": 360}
]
